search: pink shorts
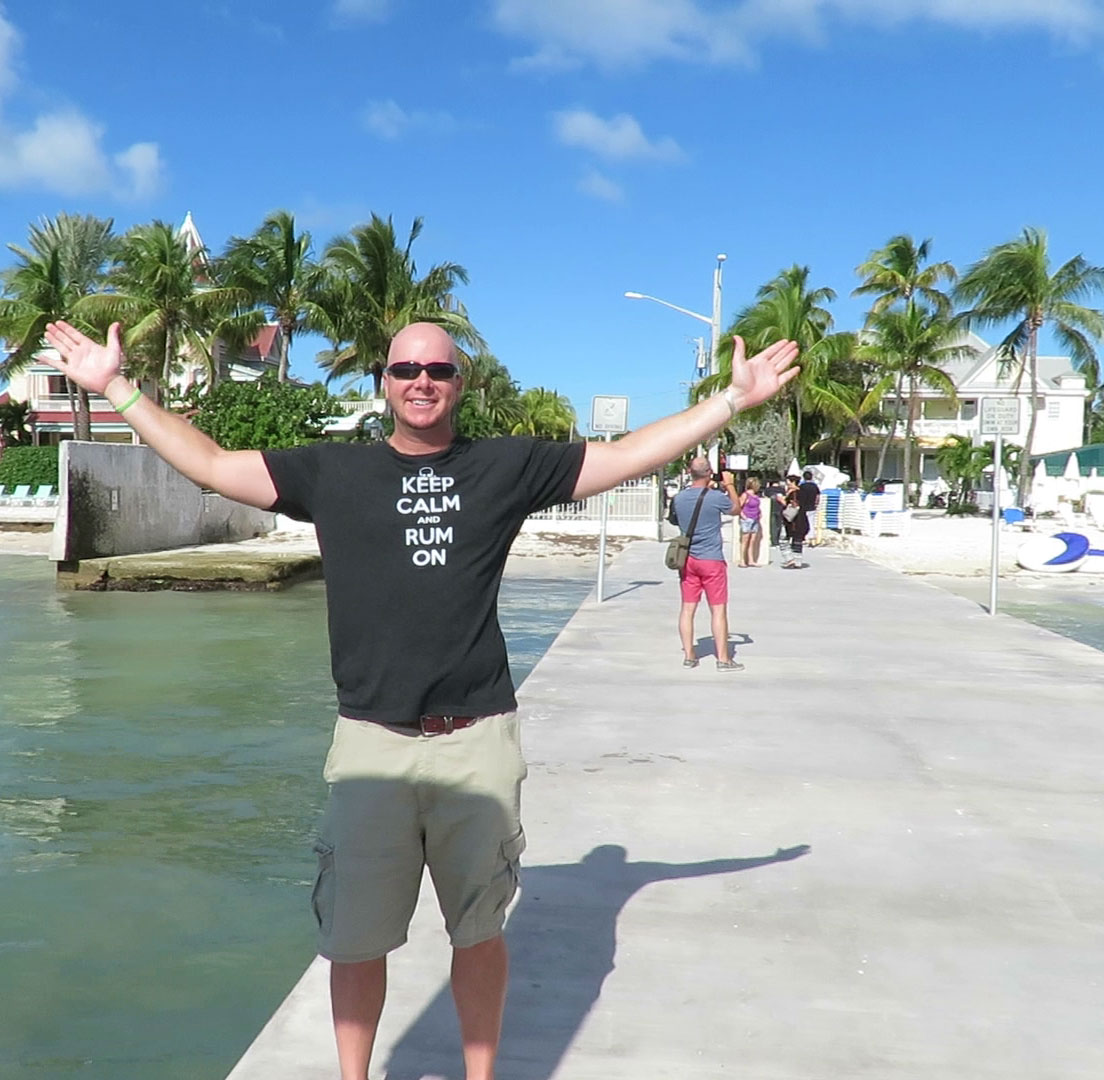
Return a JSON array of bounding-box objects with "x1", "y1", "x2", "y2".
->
[{"x1": 680, "y1": 556, "x2": 728, "y2": 605}]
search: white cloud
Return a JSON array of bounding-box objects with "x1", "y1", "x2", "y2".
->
[
  {"x1": 0, "y1": 109, "x2": 163, "y2": 200},
  {"x1": 113, "y1": 142, "x2": 164, "y2": 201},
  {"x1": 0, "y1": 10, "x2": 163, "y2": 199},
  {"x1": 333, "y1": 0, "x2": 391, "y2": 20},
  {"x1": 0, "y1": 8, "x2": 20, "y2": 96},
  {"x1": 493, "y1": 0, "x2": 1104, "y2": 71},
  {"x1": 578, "y1": 168, "x2": 624, "y2": 202},
  {"x1": 361, "y1": 99, "x2": 459, "y2": 139},
  {"x1": 553, "y1": 108, "x2": 684, "y2": 162}
]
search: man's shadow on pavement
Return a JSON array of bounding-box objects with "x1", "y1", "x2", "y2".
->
[{"x1": 383, "y1": 842, "x2": 810, "y2": 1080}]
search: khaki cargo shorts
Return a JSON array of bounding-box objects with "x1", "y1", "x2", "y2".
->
[{"x1": 310, "y1": 711, "x2": 527, "y2": 963}]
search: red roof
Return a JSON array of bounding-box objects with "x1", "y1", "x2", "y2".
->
[{"x1": 249, "y1": 324, "x2": 279, "y2": 359}]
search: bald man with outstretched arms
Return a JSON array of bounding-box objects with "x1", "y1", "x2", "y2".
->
[{"x1": 42, "y1": 318, "x2": 798, "y2": 1080}]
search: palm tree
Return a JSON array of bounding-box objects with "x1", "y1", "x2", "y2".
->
[
  {"x1": 700, "y1": 265, "x2": 838, "y2": 459},
  {"x1": 854, "y1": 235, "x2": 956, "y2": 316},
  {"x1": 865, "y1": 305, "x2": 969, "y2": 500},
  {"x1": 78, "y1": 221, "x2": 247, "y2": 403},
  {"x1": 956, "y1": 227, "x2": 1104, "y2": 504},
  {"x1": 510, "y1": 387, "x2": 576, "y2": 440},
  {"x1": 814, "y1": 339, "x2": 894, "y2": 485},
  {"x1": 463, "y1": 352, "x2": 523, "y2": 433},
  {"x1": 853, "y1": 235, "x2": 957, "y2": 482},
  {"x1": 218, "y1": 210, "x2": 325, "y2": 383},
  {"x1": 0, "y1": 213, "x2": 116, "y2": 440},
  {"x1": 314, "y1": 215, "x2": 484, "y2": 394},
  {"x1": 934, "y1": 434, "x2": 987, "y2": 505}
]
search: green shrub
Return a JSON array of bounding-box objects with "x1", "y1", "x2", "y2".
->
[
  {"x1": 0, "y1": 445, "x2": 59, "y2": 488},
  {"x1": 946, "y1": 501, "x2": 981, "y2": 516},
  {"x1": 182, "y1": 375, "x2": 342, "y2": 451}
]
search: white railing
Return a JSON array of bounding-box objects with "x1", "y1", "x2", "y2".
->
[
  {"x1": 333, "y1": 399, "x2": 384, "y2": 417},
  {"x1": 522, "y1": 475, "x2": 662, "y2": 538}
]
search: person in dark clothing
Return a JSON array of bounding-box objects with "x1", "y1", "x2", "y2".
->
[
  {"x1": 781, "y1": 484, "x2": 809, "y2": 568},
  {"x1": 762, "y1": 473, "x2": 786, "y2": 559},
  {"x1": 798, "y1": 469, "x2": 821, "y2": 547}
]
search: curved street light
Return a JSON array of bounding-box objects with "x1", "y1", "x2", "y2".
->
[
  {"x1": 624, "y1": 253, "x2": 727, "y2": 377},
  {"x1": 625, "y1": 254, "x2": 729, "y2": 467}
]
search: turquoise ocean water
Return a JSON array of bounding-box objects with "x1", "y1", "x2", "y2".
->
[{"x1": 0, "y1": 555, "x2": 592, "y2": 1079}]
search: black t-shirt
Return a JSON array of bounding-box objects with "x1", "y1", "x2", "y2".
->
[
  {"x1": 798, "y1": 481, "x2": 820, "y2": 512},
  {"x1": 262, "y1": 437, "x2": 586, "y2": 727}
]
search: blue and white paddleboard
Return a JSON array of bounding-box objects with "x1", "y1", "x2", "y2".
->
[{"x1": 1016, "y1": 531, "x2": 1104, "y2": 573}]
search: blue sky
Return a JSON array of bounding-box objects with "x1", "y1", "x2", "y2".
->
[{"x1": 2, "y1": 0, "x2": 1104, "y2": 428}]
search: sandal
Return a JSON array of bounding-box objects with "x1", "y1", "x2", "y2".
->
[
  {"x1": 716, "y1": 659, "x2": 745, "y2": 672},
  {"x1": 682, "y1": 658, "x2": 699, "y2": 668}
]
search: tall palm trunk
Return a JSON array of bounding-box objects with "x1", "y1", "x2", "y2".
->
[
  {"x1": 1017, "y1": 321, "x2": 1041, "y2": 506},
  {"x1": 278, "y1": 322, "x2": 292, "y2": 383},
  {"x1": 161, "y1": 328, "x2": 175, "y2": 406},
  {"x1": 65, "y1": 376, "x2": 92, "y2": 441},
  {"x1": 75, "y1": 387, "x2": 93, "y2": 441},
  {"x1": 903, "y1": 375, "x2": 917, "y2": 505},
  {"x1": 876, "y1": 372, "x2": 904, "y2": 480}
]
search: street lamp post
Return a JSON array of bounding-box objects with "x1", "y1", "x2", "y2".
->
[{"x1": 625, "y1": 253, "x2": 727, "y2": 466}]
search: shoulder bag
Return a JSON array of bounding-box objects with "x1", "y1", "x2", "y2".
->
[{"x1": 665, "y1": 486, "x2": 709, "y2": 571}]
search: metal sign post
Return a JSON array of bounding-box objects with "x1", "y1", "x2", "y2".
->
[
  {"x1": 590, "y1": 396, "x2": 630, "y2": 603},
  {"x1": 979, "y1": 398, "x2": 1020, "y2": 616}
]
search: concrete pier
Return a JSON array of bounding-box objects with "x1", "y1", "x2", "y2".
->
[{"x1": 226, "y1": 540, "x2": 1104, "y2": 1079}]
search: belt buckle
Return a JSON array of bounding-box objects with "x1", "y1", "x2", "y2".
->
[{"x1": 420, "y1": 714, "x2": 454, "y2": 736}]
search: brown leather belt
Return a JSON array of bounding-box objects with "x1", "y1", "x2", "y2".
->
[{"x1": 418, "y1": 714, "x2": 481, "y2": 736}]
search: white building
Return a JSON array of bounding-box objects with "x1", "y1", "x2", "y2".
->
[{"x1": 838, "y1": 331, "x2": 1090, "y2": 487}]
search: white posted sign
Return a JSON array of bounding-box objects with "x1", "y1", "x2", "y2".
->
[
  {"x1": 980, "y1": 398, "x2": 1020, "y2": 436},
  {"x1": 590, "y1": 395, "x2": 629, "y2": 434}
]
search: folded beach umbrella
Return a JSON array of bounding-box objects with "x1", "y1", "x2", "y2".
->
[
  {"x1": 1033, "y1": 458, "x2": 1048, "y2": 484},
  {"x1": 1063, "y1": 451, "x2": 1081, "y2": 480}
]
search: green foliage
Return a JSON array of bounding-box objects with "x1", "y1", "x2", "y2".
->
[
  {"x1": 0, "y1": 400, "x2": 33, "y2": 446},
  {"x1": 0, "y1": 445, "x2": 59, "y2": 487},
  {"x1": 725, "y1": 405, "x2": 792, "y2": 474},
  {"x1": 456, "y1": 390, "x2": 502, "y2": 439},
  {"x1": 186, "y1": 374, "x2": 341, "y2": 450},
  {"x1": 946, "y1": 501, "x2": 981, "y2": 516}
]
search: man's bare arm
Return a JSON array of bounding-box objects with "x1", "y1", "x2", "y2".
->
[
  {"x1": 572, "y1": 336, "x2": 799, "y2": 500},
  {"x1": 42, "y1": 321, "x2": 278, "y2": 509}
]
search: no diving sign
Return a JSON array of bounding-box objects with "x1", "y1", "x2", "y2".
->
[{"x1": 591, "y1": 395, "x2": 629, "y2": 434}]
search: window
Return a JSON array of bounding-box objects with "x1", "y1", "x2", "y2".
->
[
  {"x1": 959, "y1": 399, "x2": 977, "y2": 421},
  {"x1": 922, "y1": 399, "x2": 956, "y2": 420},
  {"x1": 46, "y1": 375, "x2": 67, "y2": 396}
]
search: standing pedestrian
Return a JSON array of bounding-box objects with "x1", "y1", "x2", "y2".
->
[
  {"x1": 737, "y1": 477, "x2": 763, "y2": 567},
  {"x1": 671, "y1": 458, "x2": 742, "y2": 670}
]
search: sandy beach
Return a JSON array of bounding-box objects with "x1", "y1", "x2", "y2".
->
[
  {"x1": 0, "y1": 522, "x2": 629, "y2": 579},
  {"x1": 5, "y1": 511, "x2": 1102, "y2": 589},
  {"x1": 827, "y1": 508, "x2": 1104, "y2": 585}
]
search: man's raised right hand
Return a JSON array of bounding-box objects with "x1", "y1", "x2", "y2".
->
[{"x1": 43, "y1": 321, "x2": 125, "y2": 396}]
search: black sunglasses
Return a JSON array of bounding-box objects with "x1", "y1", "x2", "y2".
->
[{"x1": 385, "y1": 361, "x2": 459, "y2": 381}]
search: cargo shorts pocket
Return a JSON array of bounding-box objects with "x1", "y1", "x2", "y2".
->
[
  {"x1": 501, "y1": 826, "x2": 526, "y2": 896},
  {"x1": 310, "y1": 840, "x2": 336, "y2": 937}
]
